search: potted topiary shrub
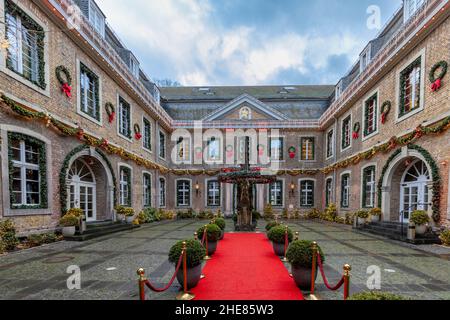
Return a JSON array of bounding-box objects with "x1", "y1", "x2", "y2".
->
[
  {"x1": 355, "y1": 210, "x2": 369, "y2": 225},
  {"x1": 215, "y1": 218, "x2": 226, "y2": 240},
  {"x1": 439, "y1": 229, "x2": 450, "y2": 247},
  {"x1": 59, "y1": 214, "x2": 79, "y2": 237},
  {"x1": 168, "y1": 239, "x2": 206, "y2": 290},
  {"x1": 369, "y1": 208, "x2": 382, "y2": 223},
  {"x1": 265, "y1": 221, "x2": 280, "y2": 232},
  {"x1": 267, "y1": 225, "x2": 293, "y2": 256},
  {"x1": 411, "y1": 210, "x2": 430, "y2": 235},
  {"x1": 286, "y1": 240, "x2": 325, "y2": 290},
  {"x1": 115, "y1": 205, "x2": 125, "y2": 222},
  {"x1": 116, "y1": 207, "x2": 135, "y2": 224},
  {"x1": 197, "y1": 224, "x2": 222, "y2": 256}
]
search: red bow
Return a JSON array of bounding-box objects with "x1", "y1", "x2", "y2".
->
[
  {"x1": 352, "y1": 132, "x2": 359, "y2": 140},
  {"x1": 108, "y1": 112, "x2": 115, "y2": 123},
  {"x1": 289, "y1": 152, "x2": 296, "y2": 159},
  {"x1": 100, "y1": 139, "x2": 109, "y2": 148},
  {"x1": 61, "y1": 83, "x2": 72, "y2": 98},
  {"x1": 381, "y1": 114, "x2": 387, "y2": 124},
  {"x1": 135, "y1": 133, "x2": 142, "y2": 140},
  {"x1": 431, "y1": 79, "x2": 442, "y2": 92}
]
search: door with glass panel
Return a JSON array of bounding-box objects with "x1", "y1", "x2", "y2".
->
[{"x1": 68, "y1": 159, "x2": 97, "y2": 222}]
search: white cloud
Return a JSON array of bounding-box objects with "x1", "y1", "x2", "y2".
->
[{"x1": 96, "y1": 0, "x2": 364, "y2": 85}]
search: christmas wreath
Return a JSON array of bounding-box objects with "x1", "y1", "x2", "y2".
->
[
  {"x1": 134, "y1": 124, "x2": 142, "y2": 140},
  {"x1": 429, "y1": 61, "x2": 447, "y2": 92},
  {"x1": 380, "y1": 101, "x2": 392, "y2": 124},
  {"x1": 55, "y1": 66, "x2": 72, "y2": 98},
  {"x1": 288, "y1": 147, "x2": 296, "y2": 159},
  {"x1": 105, "y1": 103, "x2": 115, "y2": 123},
  {"x1": 353, "y1": 122, "x2": 361, "y2": 140}
]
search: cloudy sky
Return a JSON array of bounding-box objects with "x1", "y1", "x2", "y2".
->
[{"x1": 96, "y1": 0, "x2": 402, "y2": 86}]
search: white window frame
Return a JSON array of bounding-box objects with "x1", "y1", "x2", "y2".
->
[
  {"x1": 142, "y1": 171, "x2": 152, "y2": 208},
  {"x1": 325, "y1": 177, "x2": 334, "y2": 207},
  {"x1": 300, "y1": 136, "x2": 315, "y2": 162},
  {"x1": 118, "y1": 164, "x2": 132, "y2": 206},
  {"x1": 299, "y1": 179, "x2": 315, "y2": 208},
  {"x1": 325, "y1": 129, "x2": 334, "y2": 160},
  {"x1": 404, "y1": 0, "x2": 426, "y2": 22},
  {"x1": 361, "y1": 164, "x2": 377, "y2": 209},
  {"x1": 158, "y1": 129, "x2": 167, "y2": 160},
  {"x1": 362, "y1": 88, "x2": 380, "y2": 141},
  {"x1": 395, "y1": 48, "x2": 426, "y2": 124},
  {"x1": 268, "y1": 179, "x2": 285, "y2": 208},
  {"x1": 142, "y1": 116, "x2": 152, "y2": 153},
  {"x1": 206, "y1": 136, "x2": 222, "y2": 163},
  {"x1": 175, "y1": 179, "x2": 192, "y2": 208},
  {"x1": 335, "y1": 80, "x2": 343, "y2": 100},
  {"x1": 88, "y1": 0, "x2": 105, "y2": 38},
  {"x1": 77, "y1": 60, "x2": 102, "y2": 125},
  {"x1": 117, "y1": 95, "x2": 132, "y2": 142},
  {"x1": 175, "y1": 135, "x2": 192, "y2": 164},
  {"x1": 269, "y1": 136, "x2": 285, "y2": 162},
  {"x1": 206, "y1": 179, "x2": 221, "y2": 207},
  {"x1": 340, "y1": 171, "x2": 351, "y2": 209},
  {"x1": 359, "y1": 44, "x2": 372, "y2": 73},
  {"x1": 341, "y1": 112, "x2": 352, "y2": 152},
  {"x1": 159, "y1": 177, "x2": 166, "y2": 208}
]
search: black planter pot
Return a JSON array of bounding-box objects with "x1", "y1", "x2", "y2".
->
[
  {"x1": 176, "y1": 264, "x2": 202, "y2": 290},
  {"x1": 207, "y1": 241, "x2": 218, "y2": 256},
  {"x1": 219, "y1": 230, "x2": 225, "y2": 240},
  {"x1": 291, "y1": 265, "x2": 318, "y2": 290},
  {"x1": 272, "y1": 242, "x2": 286, "y2": 257}
]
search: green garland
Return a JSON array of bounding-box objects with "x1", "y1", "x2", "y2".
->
[
  {"x1": 399, "y1": 57, "x2": 421, "y2": 117},
  {"x1": 60, "y1": 145, "x2": 117, "y2": 214},
  {"x1": 5, "y1": 0, "x2": 46, "y2": 90},
  {"x1": 55, "y1": 66, "x2": 72, "y2": 86},
  {"x1": 377, "y1": 145, "x2": 441, "y2": 223},
  {"x1": 8, "y1": 132, "x2": 48, "y2": 210},
  {"x1": 80, "y1": 63, "x2": 100, "y2": 120},
  {"x1": 364, "y1": 93, "x2": 378, "y2": 137},
  {"x1": 429, "y1": 61, "x2": 447, "y2": 83}
]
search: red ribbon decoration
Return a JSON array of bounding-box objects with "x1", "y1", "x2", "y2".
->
[
  {"x1": 352, "y1": 132, "x2": 359, "y2": 140},
  {"x1": 381, "y1": 113, "x2": 387, "y2": 124},
  {"x1": 431, "y1": 78, "x2": 442, "y2": 92},
  {"x1": 76, "y1": 128, "x2": 84, "y2": 140},
  {"x1": 135, "y1": 132, "x2": 142, "y2": 140},
  {"x1": 61, "y1": 83, "x2": 72, "y2": 98},
  {"x1": 289, "y1": 152, "x2": 296, "y2": 159},
  {"x1": 108, "y1": 112, "x2": 115, "y2": 123}
]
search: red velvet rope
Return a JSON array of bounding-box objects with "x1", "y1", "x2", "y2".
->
[
  {"x1": 316, "y1": 253, "x2": 345, "y2": 291},
  {"x1": 144, "y1": 251, "x2": 184, "y2": 292}
]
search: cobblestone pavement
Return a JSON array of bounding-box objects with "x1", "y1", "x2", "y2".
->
[{"x1": 0, "y1": 219, "x2": 449, "y2": 300}]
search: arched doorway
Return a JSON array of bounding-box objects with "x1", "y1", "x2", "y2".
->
[
  {"x1": 68, "y1": 159, "x2": 97, "y2": 222},
  {"x1": 400, "y1": 160, "x2": 431, "y2": 223}
]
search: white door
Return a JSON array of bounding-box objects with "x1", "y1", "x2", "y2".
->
[
  {"x1": 400, "y1": 160, "x2": 430, "y2": 223},
  {"x1": 68, "y1": 160, "x2": 97, "y2": 222}
]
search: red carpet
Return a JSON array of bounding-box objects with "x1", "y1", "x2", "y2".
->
[{"x1": 192, "y1": 233, "x2": 304, "y2": 300}]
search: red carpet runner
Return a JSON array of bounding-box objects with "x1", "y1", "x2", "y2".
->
[{"x1": 192, "y1": 233, "x2": 304, "y2": 300}]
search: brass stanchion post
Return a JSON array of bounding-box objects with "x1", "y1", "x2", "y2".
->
[
  {"x1": 294, "y1": 231, "x2": 299, "y2": 241},
  {"x1": 137, "y1": 268, "x2": 146, "y2": 301},
  {"x1": 176, "y1": 242, "x2": 195, "y2": 301},
  {"x1": 343, "y1": 264, "x2": 351, "y2": 300},
  {"x1": 310, "y1": 242, "x2": 318, "y2": 295},
  {"x1": 281, "y1": 225, "x2": 289, "y2": 262},
  {"x1": 203, "y1": 225, "x2": 211, "y2": 261},
  {"x1": 194, "y1": 232, "x2": 198, "y2": 240}
]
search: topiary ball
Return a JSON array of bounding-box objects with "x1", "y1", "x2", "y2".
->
[
  {"x1": 265, "y1": 221, "x2": 280, "y2": 231},
  {"x1": 168, "y1": 239, "x2": 206, "y2": 269},
  {"x1": 197, "y1": 224, "x2": 222, "y2": 242},
  {"x1": 267, "y1": 225, "x2": 293, "y2": 244},
  {"x1": 286, "y1": 240, "x2": 325, "y2": 268},
  {"x1": 214, "y1": 218, "x2": 226, "y2": 230}
]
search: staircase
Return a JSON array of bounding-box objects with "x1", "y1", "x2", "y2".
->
[
  {"x1": 65, "y1": 221, "x2": 140, "y2": 241},
  {"x1": 355, "y1": 221, "x2": 441, "y2": 245}
]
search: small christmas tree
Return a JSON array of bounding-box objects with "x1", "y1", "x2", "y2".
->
[{"x1": 263, "y1": 203, "x2": 275, "y2": 220}]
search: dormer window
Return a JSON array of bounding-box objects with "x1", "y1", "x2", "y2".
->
[
  {"x1": 129, "y1": 55, "x2": 139, "y2": 78},
  {"x1": 404, "y1": 0, "x2": 426, "y2": 22},
  {"x1": 360, "y1": 45, "x2": 372, "y2": 73},
  {"x1": 335, "y1": 81, "x2": 343, "y2": 99},
  {"x1": 88, "y1": 0, "x2": 105, "y2": 38}
]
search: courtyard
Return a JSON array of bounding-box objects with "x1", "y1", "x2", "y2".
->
[{"x1": 0, "y1": 220, "x2": 449, "y2": 300}]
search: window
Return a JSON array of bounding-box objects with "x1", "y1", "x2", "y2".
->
[
  {"x1": 335, "y1": 81, "x2": 343, "y2": 100},
  {"x1": 177, "y1": 180, "x2": 191, "y2": 207},
  {"x1": 88, "y1": 0, "x2": 105, "y2": 37},
  {"x1": 118, "y1": 97, "x2": 131, "y2": 139},
  {"x1": 364, "y1": 93, "x2": 378, "y2": 137},
  {"x1": 119, "y1": 167, "x2": 131, "y2": 206},
  {"x1": 143, "y1": 118, "x2": 152, "y2": 151},
  {"x1": 270, "y1": 137, "x2": 284, "y2": 161},
  {"x1": 159, "y1": 178, "x2": 166, "y2": 208},
  {"x1": 129, "y1": 56, "x2": 139, "y2": 78},
  {"x1": 159, "y1": 131, "x2": 166, "y2": 159},
  {"x1": 9, "y1": 133, "x2": 47, "y2": 208},
  {"x1": 342, "y1": 116, "x2": 351, "y2": 150},
  {"x1": 404, "y1": 0, "x2": 426, "y2": 22},
  {"x1": 5, "y1": 0, "x2": 45, "y2": 89},
  {"x1": 143, "y1": 173, "x2": 151, "y2": 207},
  {"x1": 341, "y1": 174, "x2": 350, "y2": 208},
  {"x1": 80, "y1": 63, "x2": 100, "y2": 121},
  {"x1": 207, "y1": 137, "x2": 221, "y2": 161},
  {"x1": 269, "y1": 181, "x2": 283, "y2": 207},
  {"x1": 360, "y1": 46, "x2": 371, "y2": 73},
  {"x1": 207, "y1": 180, "x2": 221, "y2": 207},
  {"x1": 362, "y1": 166, "x2": 376, "y2": 208},
  {"x1": 176, "y1": 137, "x2": 191, "y2": 162},
  {"x1": 300, "y1": 137, "x2": 315, "y2": 161},
  {"x1": 325, "y1": 178, "x2": 333, "y2": 207},
  {"x1": 300, "y1": 180, "x2": 315, "y2": 208},
  {"x1": 326, "y1": 130, "x2": 334, "y2": 159},
  {"x1": 399, "y1": 57, "x2": 422, "y2": 117}
]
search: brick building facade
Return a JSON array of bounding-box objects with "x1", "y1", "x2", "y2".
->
[{"x1": 0, "y1": 0, "x2": 449, "y2": 235}]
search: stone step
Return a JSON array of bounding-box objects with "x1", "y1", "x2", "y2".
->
[
  {"x1": 356, "y1": 224, "x2": 441, "y2": 245},
  {"x1": 65, "y1": 223, "x2": 139, "y2": 241}
]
